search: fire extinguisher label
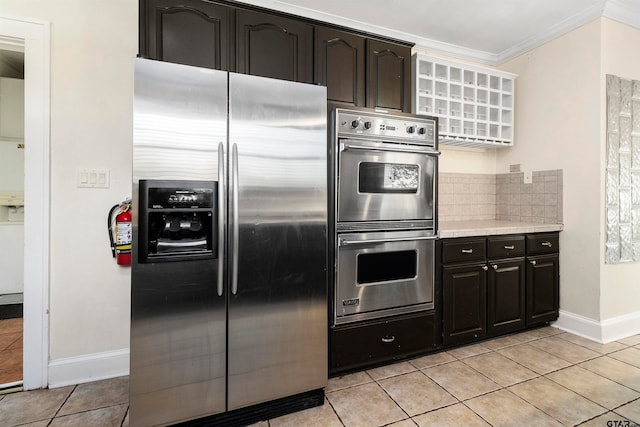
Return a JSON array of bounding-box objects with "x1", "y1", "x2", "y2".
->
[{"x1": 116, "y1": 222, "x2": 132, "y2": 245}]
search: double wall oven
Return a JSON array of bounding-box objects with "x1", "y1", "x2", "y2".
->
[{"x1": 331, "y1": 108, "x2": 439, "y2": 326}]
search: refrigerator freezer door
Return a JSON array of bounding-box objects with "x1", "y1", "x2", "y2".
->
[
  {"x1": 227, "y1": 73, "x2": 328, "y2": 410},
  {"x1": 131, "y1": 58, "x2": 228, "y2": 426}
]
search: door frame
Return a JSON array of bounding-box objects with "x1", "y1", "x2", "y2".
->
[{"x1": 0, "y1": 14, "x2": 51, "y2": 390}]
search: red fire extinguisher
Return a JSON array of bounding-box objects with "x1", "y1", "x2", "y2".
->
[{"x1": 108, "y1": 198, "x2": 132, "y2": 266}]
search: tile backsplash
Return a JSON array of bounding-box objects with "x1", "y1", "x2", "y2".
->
[{"x1": 439, "y1": 170, "x2": 563, "y2": 224}]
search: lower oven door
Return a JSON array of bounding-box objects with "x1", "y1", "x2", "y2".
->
[
  {"x1": 337, "y1": 138, "x2": 436, "y2": 224},
  {"x1": 335, "y1": 229, "x2": 436, "y2": 324}
]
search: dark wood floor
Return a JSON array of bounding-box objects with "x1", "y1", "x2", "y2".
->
[{"x1": 0, "y1": 317, "x2": 22, "y2": 385}]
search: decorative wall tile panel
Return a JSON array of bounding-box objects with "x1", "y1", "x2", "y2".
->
[
  {"x1": 620, "y1": 152, "x2": 632, "y2": 188},
  {"x1": 620, "y1": 116, "x2": 632, "y2": 152},
  {"x1": 608, "y1": 133, "x2": 620, "y2": 168},
  {"x1": 606, "y1": 168, "x2": 619, "y2": 207},
  {"x1": 606, "y1": 75, "x2": 640, "y2": 263},
  {"x1": 632, "y1": 136, "x2": 640, "y2": 169},
  {"x1": 621, "y1": 79, "x2": 632, "y2": 116}
]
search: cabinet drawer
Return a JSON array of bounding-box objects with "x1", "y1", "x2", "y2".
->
[
  {"x1": 330, "y1": 312, "x2": 438, "y2": 374},
  {"x1": 527, "y1": 233, "x2": 559, "y2": 255},
  {"x1": 488, "y1": 235, "x2": 525, "y2": 259},
  {"x1": 442, "y1": 238, "x2": 486, "y2": 264}
]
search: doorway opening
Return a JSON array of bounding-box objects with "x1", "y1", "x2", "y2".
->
[
  {"x1": 0, "y1": 15, "x2": 50, "y2": 391},
  {"x1": 0, "y1": 47, "x2": 25, "y2": 392}
]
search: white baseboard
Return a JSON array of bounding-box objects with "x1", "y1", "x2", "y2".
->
[
  {"x1": 48, "y1": 348, "x2": 129, "y2": 388},
  {"x1": 555, "y1": 309, "x2": 640, "y2": 344},
  {"x1": 601, "y1": 310, "x2": 640, "y2": 343}
]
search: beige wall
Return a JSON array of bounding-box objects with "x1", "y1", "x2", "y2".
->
[
  {"x1": 2, "y1": 0, "x2": 137, "y2": 359},
  {"x1": 4, "y1": 0, "x2": 639, "y2": 370},
  {"x1": 497, "y1": 20, "x2": 603, "y2": 320},
  {"x1": 600, "y1": 18, "x2": 640, "y2": 320}
]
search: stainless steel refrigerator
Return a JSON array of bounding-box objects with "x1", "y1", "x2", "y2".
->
[{"x1": 130, "y1": 58, "x2": 328, "y2": 426}]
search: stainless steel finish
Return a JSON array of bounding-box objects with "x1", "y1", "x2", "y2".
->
[
  {"x1": 337, "y1": 138, "x2": 436, "y2": 223},
  {"x1": 336, "y1": 110, "x2": 436, "y2": 147},
  {"x1": 338, "y1": 234, "x2": 437, "y2": 246},
  {"x1": 132, "y1": 59, "x2": 327, "y2": 425},
  {"x1": 218, "y1": 142, "x2": 225, "y2": 297},
  {"x1": 381, "y1": 336, "x2": 396, "y2": 343},
  {"x1": 331, "y1": 108, "x2": 439, "y2": 326},
  {"x1": 493, "y1": 264, "x2": 499, "y2": 270},
  {"x1": 530, "y1": 260, "x2": 537, "y2": 266},
  {"x1": 227, "y1": 72, "x2": 327, "y2": 410},
  {"x1": 336, "y1": 219, "x2": 434, "y2": 232},
  {"x1": 482, "y1": 264, "x2": 489, "y2": 271},
  {"x1": 504, "y1": 245, "x2": 515, "y2": 250},
  {"x1": 131, "y1": 58, "x2": 227, "y2": 427},
  {"x1": 335, "y1": 229, "x2": 434, "y2": 323},
  {"x1": 542, "y1": 241, "x2": 553, "y2": 247},
  {"x1": 461, "y1": 249, "x2": 474, "y2": 254},
  {"x1": 231, "y1": 143, "x2": 239, "y2": 296},
  {"x1": 340, "y1": 139, "x2": 439, "y2": 155}
]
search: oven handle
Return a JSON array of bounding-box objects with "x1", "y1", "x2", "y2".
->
[
  {"x1": 338, "y1": 235, "x2": 438, "y2": 246},
  {"x1": 340, "y1": 140, "x2": 440, "y2": 156}
]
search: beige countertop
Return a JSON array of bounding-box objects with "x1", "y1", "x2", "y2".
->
[{"x1": 439, "y1": 220, "x2": 563, "y2": 238}]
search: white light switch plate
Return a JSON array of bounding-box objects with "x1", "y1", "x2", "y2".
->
[
  {"x1": 77, "y1": 168, "x2": 110, "y2": 188},
  {"x1": 524, "y1": 171, "x2": 533, "y2": 184}
]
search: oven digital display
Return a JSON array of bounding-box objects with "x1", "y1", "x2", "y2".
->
[{"x1": 359, "y1": 163, "x2": 419, "y2": 193}]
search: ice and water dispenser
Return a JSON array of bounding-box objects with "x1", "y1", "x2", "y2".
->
[{"x1": 138, "y1": 180, "x2": 217, "y2": 262}]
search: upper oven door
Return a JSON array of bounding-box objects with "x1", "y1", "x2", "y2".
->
[{"x1": 337, "y1": 139, "x2": 436, "y2": 223}]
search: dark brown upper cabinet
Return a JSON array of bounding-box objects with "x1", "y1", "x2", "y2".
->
[
  {"x1": 141, "y1": 0, "x2": 234, "y2": 71},
  {"x1": 236, "y1": 10, "x2": 313, "y2": 83},
  {"x1": 366, "y1": 39, "x2": 411, "y2": 112},
  {"x1": 315, "y1": 26, "x2": 365, "y2": 107}
]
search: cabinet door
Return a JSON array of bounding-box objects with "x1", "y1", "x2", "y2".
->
[
  {"x1": 526, "y1": 254, "x2": 559, "y2": 326},
  {"x1": 236, "y1": 10, "x2": 313, "y2": 83},
  {"x1": 366, "y1": 39, "x2": 411, "y2": 112},
  {"x1": 443, "y1": 264, "x2": 487, "y2": 346},
  {"x1": 142, "y1": 0, "x2": 233, "y2": 70},
  {"x1": 487, "y1": 258, "x2": 526, "y2": 336},
  {"x1": 315, "y1": 26, "x2": 365, "y2": 107}
]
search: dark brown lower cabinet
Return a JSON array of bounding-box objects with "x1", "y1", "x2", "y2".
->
[
  {"x1": 526, "y1": 254, "x2": 559, "y2": 326},
  {"x1": 330, "y1": 311, "x2": 439, "y2": 375},
  {"x1": 443, "y1": 263, "x2": 487, "y2": 346},
  {"x1": 487, "y1": 258, "x2": 525, "y2": 335},
  {"x1": 441, "y1": 232, "x2": 560, "y2": 348}
]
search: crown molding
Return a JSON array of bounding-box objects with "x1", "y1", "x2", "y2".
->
[
  {"x1": 603, "y1": 0, "x2": 640, "y2": 29},
  {"x1": 493, "y1": 1, "x2": 606, "y2": 64}
]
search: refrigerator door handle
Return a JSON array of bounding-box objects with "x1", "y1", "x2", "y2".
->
[
  {"x1": 217, "y1": 142, "x2": 225, "y2": 297},
  {"x1": 231, "y1": 142, "x2": 239, "y2": 295}
]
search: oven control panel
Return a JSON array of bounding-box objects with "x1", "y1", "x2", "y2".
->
[{"x1": 336, "y1": 109, "x2": 437, "y2": 146}]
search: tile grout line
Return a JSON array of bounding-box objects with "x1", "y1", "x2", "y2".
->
[{"x1": 49, "y1": 384, "x2": 77, "y2": 423}]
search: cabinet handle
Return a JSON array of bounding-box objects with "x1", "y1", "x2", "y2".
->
[
  {"x1": 530, "y1": 260, "x2": 537, "y2": 266},
  {"x1": 541, "y1": 241, "x2": 553, "y2": 247},
  {"x1": 492, "y1": 264, "x2": 498, "y2": 270},
  {"x1": 504, "y1": 245, "x2": 515, "y2": 250},
  {"x1": 381, "y1": 336, "x2": 396, "y2": 344},
  {"x1": 461, "y1": 249, "x2": 473, "y2": 254},
  {"x1": 482, "y1": 264, "x2": 489, "y2": 271}
]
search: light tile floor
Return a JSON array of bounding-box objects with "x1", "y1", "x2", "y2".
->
[{"x1": 1, "y1": 326, "x2": 639, "y2": 426}]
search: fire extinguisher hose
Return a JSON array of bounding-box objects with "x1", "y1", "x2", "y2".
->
[{"x1": 108, "y1": 203, "x2": 119, "y2": 258}]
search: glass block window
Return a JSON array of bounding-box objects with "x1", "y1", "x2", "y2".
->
[{"x1": 606, "y1": 75, "x2": 640, "y2": 263}]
